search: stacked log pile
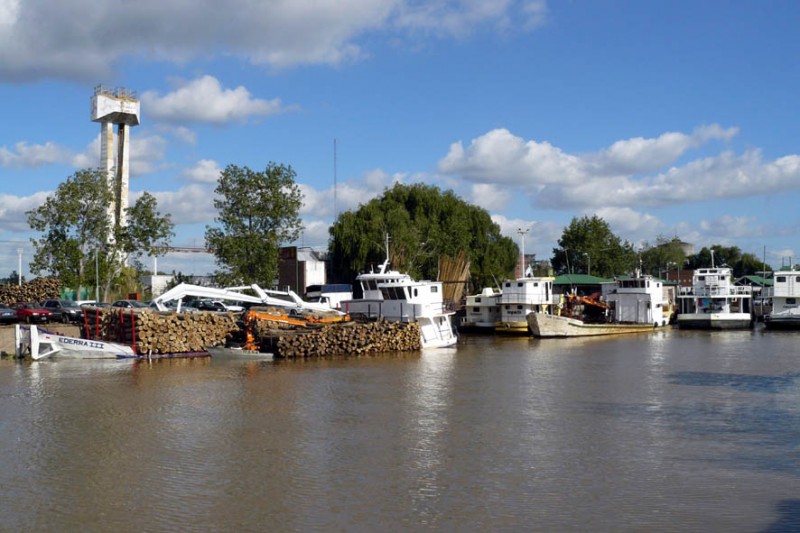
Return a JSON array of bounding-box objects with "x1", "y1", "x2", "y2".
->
[
  {"x1": 272, "y1": 320, "x2": 421, "y2": 358},
  {"x1": 82, "y1": 307, "x2": 238, "y2": 354},
  {"x1": 0, "y1": 277, "x2": 62, "y2": 304}
]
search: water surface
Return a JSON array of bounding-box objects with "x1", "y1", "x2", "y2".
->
[{"x1": 1, "y1": 327, "x2": 798, "y2": 531}]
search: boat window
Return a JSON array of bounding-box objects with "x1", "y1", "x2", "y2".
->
[
  {"x1": 505, "y1": 282, "x2": 511, "y2": 288},
  {"x1": 788, "y1": 298, "x2": 797, "y2": 305},
  {"x1": 517, "y1": 305, "x2": 523, "y2": 310},
  {"x1": 533, "y1": 283, "x2": 538, "y2": 287},
  {"x1": 414, "y1": 288, "x2": 418, "y2": 297},
  {"x1": 517, "y1": 283, "x2": 523, "y2": 287},
  {"x1": 475, "y1": 297, "x2": 482, "y2": 303},
  {"x1": 777, "y1": 276, "x2": 786, "y2": 283},
  {"x1": 431, "y1": 286, "x2": 438, "y2": 293},
  {"x1": 472, "y1": 307, "x2": 479, "y2": 312},
  {"x1": 796, "y1": 277, "x2": 800, "y2": 282},
  {"x1": 698, "y1": 276, "x2": 705, "y2": 281}
]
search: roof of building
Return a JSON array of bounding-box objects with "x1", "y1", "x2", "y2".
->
[
  {"x1": 736, "y1": 275, "x2": 773, "y2": 286},
  {"x1": 553, "y1": 274, "x2": 612, "y2": 285}
]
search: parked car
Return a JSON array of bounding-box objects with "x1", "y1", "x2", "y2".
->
[
  {"x1": 41, "y1": 299, "x2": 84, "y2": 323},
  {"x1": 14, "y1": 302, "x2": 52, "y2": 324},
  {"x1": 111, "y1": 299, "x2": 150, "y2": 309},
  {"x1": 0, "y1": 303, "x2": 18, "y2": 324},
  {"x1": 196, "y1": 300, "x2": 228, "y2": 312}
]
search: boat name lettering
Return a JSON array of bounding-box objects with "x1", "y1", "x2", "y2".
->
[{"x1": 57, "y1": 337, "x2": 107, "y2": 349}]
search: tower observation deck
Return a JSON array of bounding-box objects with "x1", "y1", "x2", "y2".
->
[{"x1": 91, "y1": 85, "x2": 140, "y2": 230}]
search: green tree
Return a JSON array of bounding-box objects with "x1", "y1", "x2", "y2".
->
[
  {"x1": 687, "y1": 245, "x2": 771, "y2": 277},
  {"x1": 639, "y1": 236, "x2": 687, "y2": 277},
  {"x1": 27, "y1": 168, "x2": 174, "y2": 300},
  {"x1": 328, "y1": 183, "x2": 518, "y2": 290},
  {"x1": 205, "y1": 163, "x2": 303, "y2": 286},
  {"x1": 550, "y1": 215, "x2": 637, "y2": 277}
]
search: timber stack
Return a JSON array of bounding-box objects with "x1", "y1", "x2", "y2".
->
[
  {"x1": 267, "y1": 320, "x2": 421, "y2": 358},
  {"x1": 0, "y1": 277, "x2": 62, "y2": 304},
  {"x1": 83, "y1": 307, "x2": 238, "y2": 354}
]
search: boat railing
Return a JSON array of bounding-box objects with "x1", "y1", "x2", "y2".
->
[{"x1": 689, "y1": 285, "x2": 753, "y2": 297}]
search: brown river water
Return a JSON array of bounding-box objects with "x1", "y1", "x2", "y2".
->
[{"x1": 1, "y1": 327, "x2": 799, "y2": 532}]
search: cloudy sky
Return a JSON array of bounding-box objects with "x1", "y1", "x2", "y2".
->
[{"x1": 1, "y1": 0, "x2": 799, "y2": 278}]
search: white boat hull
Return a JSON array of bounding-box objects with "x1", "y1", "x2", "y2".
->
[
  {"x1": 15, "y1": 325, "x2": 137, "y2": 360},
  {"x1": 419, "y1": 314, "x2": 458, "y2": 349},
  {"x1": 529, "y1": 313, "x2": 662, "y2": 338},
  {"x1": 763, "y1": 307, "x2": 800, "y2": 330},
  {"x1": 676, "y1": 313, "x2": 753, "y2": 330}
]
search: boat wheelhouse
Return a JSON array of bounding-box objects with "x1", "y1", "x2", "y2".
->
[
  {"x1": 677, "y1": 267, "x2": 753, "y2": 329},
  {"x1": 459, "y1": 287, "x2": 502, "y2": 332},
  {"x1": 495, "y1": 277, "x2": 554, "y2": 334},
  {"x1": 764, "y1": 270, "x2": 800, "y2": 329},
  {"x1": 341, "y1": 245, "x2": 457, "y2": 349}
]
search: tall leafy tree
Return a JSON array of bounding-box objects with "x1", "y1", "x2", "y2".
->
[
  {"x1": 27, "y1": 168, "x2": 174, "y2": 300},
  {"x1": 550, "y1": 215, "x2": 637, "y2": 277},
  {"x1": 205, "y1": 163, "x2": 303, "y2": 286},
  {"x1": 639, "y1": 236, "x2": 687, "y2": 277},
  {"x1": 328, "y1": 183, "x2": 517, "y2": 290},
  {"x1": 687, "y1": 245, "x2": 771, "y2": 277}
]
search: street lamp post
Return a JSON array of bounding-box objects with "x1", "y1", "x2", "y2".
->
[
  {"x1": 17, "y1": 248, "x2": 22, "y2": 286},
  {"x1": 584, "y1": 252, "x2": 591, "y2": 276}
]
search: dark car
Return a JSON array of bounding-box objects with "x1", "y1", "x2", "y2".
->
[
  {"x1": 41, "y1": 299, "x2": 84, "y2": 323},
  {"x1": 14, "y1": 302, "x2": 52, "y2": 324},
  {"x1": 0, "y1": 303, "x2": 18, "y2": 324},
  {"x1": 196, "y1": 300, "x2": 227, "y2": 312}
]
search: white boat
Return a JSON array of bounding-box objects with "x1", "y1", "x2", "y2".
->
[
  {"x1": 764, "y1": 270, "x2": 800, "y2": 329},
  {"x1": 677, "y1": 266, "x2": 753, "y2": 329},
  {"x1": 495, "y1": 276, "x2": 554, "y2": 334},
  {"x1": 459, "y1": 287, "x2": 502, "y2": 332},
  {"x1": 15, "y1": 324, "x2": 136, "y2": 360},
  {"x1": 529, "y1": 273, "x2": 668, "y2": 337},
  {"x1": 340, "y1": 237, "x2": 457, "y2": 349}
]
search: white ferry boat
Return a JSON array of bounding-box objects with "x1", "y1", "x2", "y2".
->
[
  {"x1": 495, "y1": 276, "x2": 554, "y2": 334},
  {"x1": 677, "y1": 266, "x2": 753, "y2": 329},
  {"x1": 341, "y1": 241, "x2": 457, "y2": 349},
  {"x1": 764, "y1": 270, "x2": 800, "y2": 329},
  {"x1": 459, "y1": 287, "x2": 502, "y2": 332},
  {"x1": 529, "y1": 273, "x2": 668, "y2": 337}
]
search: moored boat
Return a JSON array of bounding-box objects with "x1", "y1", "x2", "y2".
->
[
  {"x1": 340, "y1": 237, "x2": 457, "y2": 349},
  {"x1": 459, "y1": 287, "x2": 502, "y2": 332},
  {"x1": 677, "y1": 266, "x2": 753, "y2": 330},
  {"x1": 15, "y1": 324, "x2": 136, "y2": 360},
  {"x1": 764, "y1": 270, "x2": 800, "y2": 329},
  {"x1": 529, "y1": 273, "x2": 668, "y2": 338},
  {"x1": 495, "y1": 276, "x2": 554, "y2": 334}
]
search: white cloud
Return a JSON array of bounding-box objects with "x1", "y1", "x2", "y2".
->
[
  {"x1": 394, "y1": 0, "x2": 548, "y2": 38},
  {"x1": 146, "y1": 184, "x2": 216, "y2": 225},
  {"x1": 180, "y1": 160, "x2": 221, "y2": 184},
  {"x1": 0, "y1": 191, "x2": 52, "y2": 232},
  {"x1": 72, "y1": 133, "x2": 168, "y2": 177},
  {"x1": 0, "y1": 0, "x2": 546, "y2": 81},
  {"x1": 490, "y1": 214, "x2": 561, "y2": 260},
  {"x1": 698, "y1": 214, "x2": 762, "y2": 240},
  {"x1": 592, "y1": 207, "x2": 662, "y2": 239},
  {"x1": 142, "y1": 76, "x2": 292, "y2": 124},
  {"x1": 0, "y1": 141, "x2": 72, "y2": 168},
  {"x1": 438, "y1": 125, "x2": 800, "y2": 211},
  {"x1": 469, "y1": 183, "x2": 512, "y2": 211}
]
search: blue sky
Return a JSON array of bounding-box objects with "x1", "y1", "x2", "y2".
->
[{"x1": 1, "y1": 0, "x2": 799, "y2": 278}]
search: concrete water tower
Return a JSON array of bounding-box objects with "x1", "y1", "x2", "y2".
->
[{"x1": 91, "y1": 85, "x2": 140, "y2": 230}]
